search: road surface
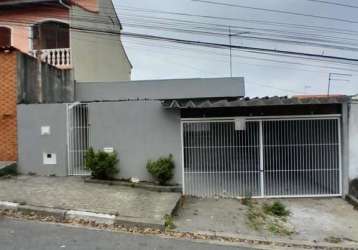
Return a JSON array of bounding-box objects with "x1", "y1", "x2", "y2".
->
[{"x1": 0, "y1": 217, "x2": 252, "y2": 250}]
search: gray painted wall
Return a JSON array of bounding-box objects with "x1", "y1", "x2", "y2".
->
[
  {"x1": 76, "y1": 77, "x2": 245, "y2": 102},
  {"x1": 17, "y1": 104, "x2": 68, "y2": 176},
  {"x1": 70, "y1": 0, "x2": 132, "y2": 82},
  {"x1": 349, "y1": 100, "x2": 358, "y2": 180},
  {"x1": 88, "y1": 101, "x2": 182, "y2": 184}
]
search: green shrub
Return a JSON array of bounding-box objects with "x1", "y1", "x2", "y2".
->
[
  {"x1": 0, "y1": 163, "x2": 17, "y2": 177},
  {"x1": 85, "y1": 148, "x2": 119, "y2": 180},
  {"x1": 263, "y1": 201, "x2": 290, "y2": 217},
  {"x1": 164, "y1": 214, "x2": 176, "y2": 230},
  {"x1": 146, "y1": 154, "x2": 174, "y2": 185}
]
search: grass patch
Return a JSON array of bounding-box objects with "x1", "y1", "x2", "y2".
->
[
  {"x1": 245, "y1": 200, "x2": 294, "y2": 236},
  {"x1": 164, "y1": 214, "x2": 176, "y2": 230},
  {"x1": 263, "y1": 201, "x2": 290, "y2": 217}
]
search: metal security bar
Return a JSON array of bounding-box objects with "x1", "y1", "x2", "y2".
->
[
  {"x1": 263, "y1": 119, "x2": 341, "y2": 197},
  {"x1": 182, "y1": 116, "x2": 342, "y2": 198},
  {"x1": 67, "y1": 103, "x2": 91, "y2": 176},
  {"x1": 182, "y1": 121, "x2": 261, "y2": 197}
]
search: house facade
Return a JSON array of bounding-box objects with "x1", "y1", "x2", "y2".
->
[
  {"x1": 15, "y1": 77, "x2": 358, "y2": 199},
  {"x1": 0, "y1": 0, "x2": 132, "y2": 81}
]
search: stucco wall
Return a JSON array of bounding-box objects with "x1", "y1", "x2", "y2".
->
[
  {"x1": 349, "y1": 101, "x2": 358, "y2": 180},
  {"x1": 0, "y1": 6, "x2": 68, "y2": 53},
  {"x1": 17, "y1": 104, "x2": 68, "y2": 176},
  {"x1": 88, "y1": 101, "x2": 182, "y2": 184},
  {"x1": 70, "y1": 0, "x2": 132, "y2": 82},
  {"x1": 76, "y1": 77, "x2": 246, "y2": 102}
]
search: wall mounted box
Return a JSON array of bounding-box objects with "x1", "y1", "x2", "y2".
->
[{"x1": 43, "y1": 153, "x2": 56, "y2": 165}]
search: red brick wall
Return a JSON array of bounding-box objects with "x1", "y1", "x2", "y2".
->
[{"x1": 0, "y1": 51, "x2": 17, "y2": 161}]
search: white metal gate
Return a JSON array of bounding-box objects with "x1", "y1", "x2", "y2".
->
[
  {"x1": 67, "y1": 103, "x2": 91, "y2": 176},
  {"x1": 182, "y1": 116, "x2": 342, "y2": 198}
]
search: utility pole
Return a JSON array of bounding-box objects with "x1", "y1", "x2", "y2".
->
[
  {"x1": 228, "y1": 26, "x2": 232, "y2": 77},
  {"x1": 327, "y1": 72, "x2": 352, "y2": 96}
]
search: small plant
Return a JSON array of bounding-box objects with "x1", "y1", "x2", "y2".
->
[
  {"x1": 0, "y1": 163, "x2": 17, "y2": 177},
  {"x1": 85, "y1": 147, "x2": 119, "y2": 180},
  {"x1": 146, "y1": 154, "x2": 175, "y2": 185},
  {"x1": 164, "y1": 214, "x2": 176, "y2": 230},
  {"x1": 263, "y1": 201, "x2": 290, "y2": 217}
]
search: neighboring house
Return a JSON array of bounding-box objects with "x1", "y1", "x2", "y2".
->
[{"x1": 0, "y1": 0, "x2": 132, "y2": 81}]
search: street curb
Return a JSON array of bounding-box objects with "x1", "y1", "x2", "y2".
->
[
  {"x1": 0, "y1": 201, "x2": 19, "y2": 210},
  {"x1": 84, "y1": 178, "x2": 182, "y2": 193},
  {"x1": 0, "y1": 200, "x2": 166, "y2": 229},
  {"x1": 18, "y1": 205, "x2": 66, "y2": 221},
  {"x1": 195, "y1": 231, "x2": 358, "y2": 250},
  {"x1": 114, "y1": 217, "x2": 164, "y2": 231},
  {"x1": 66, "y1": 210, "x2": 116, "y2": 225}
]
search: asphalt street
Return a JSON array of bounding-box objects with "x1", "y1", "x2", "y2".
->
[{"x1": 0, "y1": 217, "x2": 252, "y2": 250}]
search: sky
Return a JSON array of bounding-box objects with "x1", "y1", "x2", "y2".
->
[{"x1": 114, "y1": 0, "x2": 358, "y2": 97}]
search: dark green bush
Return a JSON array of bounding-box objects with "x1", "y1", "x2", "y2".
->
[
  {"x1": 263, "y1": 201, "x2": 290, "y2": 217},
  {"x1": 85, "y1": 148, "x2": 119, "y2": 180},
  {"x1": 0, "y1": 163, "x2": 17, "y2": 177},
  {"x1": 146, "y1": 154, "x2": 175, "y2": 185}
]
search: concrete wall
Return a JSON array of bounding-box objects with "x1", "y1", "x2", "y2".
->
[
  {"x1": 17, "y1": 104, "x2": 68, "y2": 176},
  {"x1": 70, "y1": 0, "x2": 132, "y2": 82},
  {"x1": 76, "y1": 77, "x2": 246, "y2": 102},
  {"x1": 89, "y1": 101, "x2": 183, "y2": 184},
  {"x1": 349, "y1": 100, "x2": 358, "y2": 180},
  {"x1": 17, "y1": 52, "x2": 74, "y2": 104}
]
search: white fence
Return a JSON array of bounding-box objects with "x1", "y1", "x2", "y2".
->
[
  {"x1": 182, "y1": 116, "x2": 342, "y2": 198},
  {"x1": 31, "y1": 48, "x2": 71, "y2": 68}
]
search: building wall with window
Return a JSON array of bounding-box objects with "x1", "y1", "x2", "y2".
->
[
  {"x1": 0, "y1": 0, "x2": 131, "y2": 81},
  {"x1": 0, "y1": 6, "x2": 69, "y2": 52}
]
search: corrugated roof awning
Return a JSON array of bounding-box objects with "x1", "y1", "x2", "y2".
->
[{"x1": 161, "y1": 95, "x2": 350, "y2": 109}]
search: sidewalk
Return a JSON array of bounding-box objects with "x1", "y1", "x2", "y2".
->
[
  {"x1": 174, "y1": 197, "x2": 358, "y2": 246},
  {"x1": 0, "y1": 175, "x2": 181, "y2": 228}
]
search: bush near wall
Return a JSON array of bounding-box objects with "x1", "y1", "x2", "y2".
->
[
  {"x1": 85, "y1": 148, "x2": 119, "y2": 180},
  {"x1": 146, "y1": 154, "x2": 175, "y2": 185}
]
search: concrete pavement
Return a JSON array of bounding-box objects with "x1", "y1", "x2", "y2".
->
[
  {"x1": 0, "y1": 176, "x2": 181, "y2": 228},
  {"x1": 0, "y1": 217, "x2": 253, "y2": 250}
]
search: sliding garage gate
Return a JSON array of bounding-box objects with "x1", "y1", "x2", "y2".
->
[{"x1": 182, "y1": 116, "x2": 342, "y2": 198}]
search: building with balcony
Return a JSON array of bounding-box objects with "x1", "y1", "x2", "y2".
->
[{"x1": 0, "y1": 0, "x2": 132, "y2": 81}]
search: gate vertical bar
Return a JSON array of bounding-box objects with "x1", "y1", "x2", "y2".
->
[
  {"x1": 338, "y1": 118, "x2": 343, "y2": 195},
  {"x1": 259, "y1": 121, "x2": 264, "y2": 197}
]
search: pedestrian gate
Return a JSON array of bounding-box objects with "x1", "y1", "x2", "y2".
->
[
  {"x1": 67, "y1": 103, "x2": 90, "y2": 176},
  {"x1": 182, "y1": 116, "x2": 342, "y2": 198}
]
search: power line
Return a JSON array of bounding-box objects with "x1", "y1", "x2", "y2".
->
[
  {"x1": 117, "y1": 5, "x2": 358, "y2": 36},
  {"x1": 307, "y1": 0, "x2": 358, "y2": 8},
  {"x1": 191, "y1": 0, "x2": 358, "y2": 24}
]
